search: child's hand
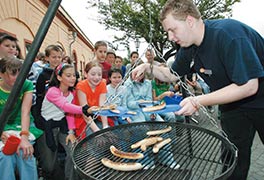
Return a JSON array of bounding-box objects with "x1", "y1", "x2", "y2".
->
[
  {"x1": 66, "y1": 134, "x2": 76, "y2": 145},
  {"x1": 0, "y1": 131, "x2": 10, "y2": 143}
]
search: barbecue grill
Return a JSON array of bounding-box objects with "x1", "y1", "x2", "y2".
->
[{"x1": 72, "y1": 122, "x2": 237, "y2": 180}]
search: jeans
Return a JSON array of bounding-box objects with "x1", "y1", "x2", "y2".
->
[{"x1": 0, "y1": 149, "x2": 38, "y2": 180}]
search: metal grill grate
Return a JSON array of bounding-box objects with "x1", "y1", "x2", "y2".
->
[{"x1": 72, "y1": 122, "x2": 237, "y2": 180}]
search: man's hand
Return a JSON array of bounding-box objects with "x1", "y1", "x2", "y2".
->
[
  {"x1": 175, "y1": 97, "x2": 199, "y2": 116},
  {"x1": 131, "y1": 64, "x2": 147, "y2": 81}
]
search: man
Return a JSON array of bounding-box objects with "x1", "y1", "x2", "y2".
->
[{"x1": 132, "y1": 0, "x2": 264, "y2": 180}]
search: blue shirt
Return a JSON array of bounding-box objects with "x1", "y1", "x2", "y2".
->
[{"x1": 172, "y1": 19, "x2": 264, "y2": 110}]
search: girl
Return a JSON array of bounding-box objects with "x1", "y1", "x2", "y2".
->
[
  {"x1": 39, "y1": 63, "x2": 91, "y2": 180},
  {"x1": 75, "y1": 61, "x2": 109, "y2": 136},
  {"x1": 107, "y1": 68, "x2": 131, "y2": 125}
]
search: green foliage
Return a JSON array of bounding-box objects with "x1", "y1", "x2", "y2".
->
[{"x1": 88, "y1": 0, "x2": 240, "y2": 60}]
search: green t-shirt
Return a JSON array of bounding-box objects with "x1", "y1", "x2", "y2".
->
[
  {"x1": 0, "y1": 79, "x2": 42, "y2": 138},
  {"x1": 151, "y1": 80, "x2": 170, "y2": 97}
]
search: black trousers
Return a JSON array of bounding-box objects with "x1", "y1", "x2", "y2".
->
[{"x1": 220, "y1": 108, "x2": 264, "y2": 180}]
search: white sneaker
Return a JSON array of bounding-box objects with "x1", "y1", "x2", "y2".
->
[{"x1": 169, "y1": 162, "x2": 181, "y2": 169}]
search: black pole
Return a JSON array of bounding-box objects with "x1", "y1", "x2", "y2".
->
[{"x1": 0, "y1": 0, "x2": 62, "y2": 134}]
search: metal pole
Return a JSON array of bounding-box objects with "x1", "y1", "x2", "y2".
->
[{"x1": 0, "y1": 0, "x2": 62, "y2": 134}]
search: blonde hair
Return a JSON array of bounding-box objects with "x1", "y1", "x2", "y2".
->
[{"x1": 160, "y1": 0, "x2": 201, "y2": 21}]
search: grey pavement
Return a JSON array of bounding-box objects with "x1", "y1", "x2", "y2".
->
[{"x1": 192, "y1": 106, "x2": 264, "y2": 180}]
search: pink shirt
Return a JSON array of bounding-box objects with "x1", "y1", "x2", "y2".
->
[{"x1": 41, "y1": 87, "x2": 82, "y2": 129}]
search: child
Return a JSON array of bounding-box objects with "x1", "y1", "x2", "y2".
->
[
  {"x1": 105, "y1": 50, "x2": 116, "y2": 65},
  {"x1": 93, "y1": 41, "x2": 112, "y2": 84},
  {"x1": 32, "y1": 45, "x2": 62, "y2": 130},
  {"x1": 0, "y1": 57, "x2": 42, "y2": 180},
  {"x1": 39, "y1": 63, "x2": 91, "y2": 180},
  {"x1": 114, "y1": 56, "x2": 126, "y2": 78},
  {"x1": 124, "y1": 63, "x2": 163, "y2": 122},
  {"x1": 107, "y1": 68, "x2": 131, "y2": 125},
  {"x1": 152, "y1": 64, "x2": 184, "y2": 122},
  {"x1": 75, "y1": 61, "x2": 109, "y2": 136},
  {"x1": 126, "y1": 51, "x2": 139, "y2": 74},
  {"x1": 0, "y1": 34, "x2": 17, "y2": 58}
]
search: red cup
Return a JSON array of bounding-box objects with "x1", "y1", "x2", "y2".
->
[{"x1": 2, "y1": 135, "x2": 21, "y2": 155}]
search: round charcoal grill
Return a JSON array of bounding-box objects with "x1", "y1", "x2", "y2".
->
[{"x1": 72, "y1": 122, "x2": 237, "y2": 180}]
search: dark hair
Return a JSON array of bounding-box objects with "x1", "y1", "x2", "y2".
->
[
  {"x1": 62, "y1": 56, "x2": 72, "y2": 64},
  {"x1": 108, "y1": 68, "x2": 122, "y2": 79},
  {"x1": 15, "y1": 42, "x2": 23, "y2": 59},
  {"x1": 49, "y1": 63, "x2": 75, "y2": 91},
  {"x1": 115, "y1": 56, "x2": 123, "y2": 61},
  {"x1": 107, "y1": 51, "x2": 116, "y2": 58},
  {"x1": 0, "y1": 34, "x2": 17, "y2": 44},
  {"x1": 0, "y1": 56, "x2": 22, "y2": 74},
  {"x1": 130, "y1": 51, "x2": 139, "y2": 58}
]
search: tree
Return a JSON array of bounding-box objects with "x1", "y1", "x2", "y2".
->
[{"x1": 87, "y1": 0, "x2": 240, "y2": 61}]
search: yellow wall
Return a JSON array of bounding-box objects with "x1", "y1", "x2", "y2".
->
[{"x1": 0, "y1": 0, "x2": 94, "y2": 76}]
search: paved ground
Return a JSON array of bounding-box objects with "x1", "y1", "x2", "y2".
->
[{"x1": 193, "y1": 106, "x2": 264, "y2": 180}]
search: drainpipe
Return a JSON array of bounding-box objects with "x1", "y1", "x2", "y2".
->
[
  {"x1": 69, "y1": 31, "x2": 77, "y2": 62},
  {"x1": 0, "y1": 0, "x2": 62, "y2": 134}
]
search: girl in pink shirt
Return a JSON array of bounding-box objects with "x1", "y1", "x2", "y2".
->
[{"x1": 40, "y1": 63, "x2": 91, "y2": 179}]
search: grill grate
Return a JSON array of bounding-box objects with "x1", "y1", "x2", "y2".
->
[{"x1": 72, "y1": 122, "x2": 237, "y2": 180}]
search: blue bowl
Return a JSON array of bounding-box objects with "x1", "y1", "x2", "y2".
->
[{"x1": 164, "y1": 95, "x2": 183, "y2": 105}]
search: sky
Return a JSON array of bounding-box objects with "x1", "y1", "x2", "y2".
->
[{"x1": 61, "y1": 0, "x2": 264, "y2": 58}]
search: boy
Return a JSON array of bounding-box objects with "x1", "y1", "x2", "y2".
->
[
  {"x1": 0, "y1": 56, "x2": 42, "y2": 179},
  {"x1": 0, "y1": 34, "x2": 17, "y2": 58},
  {"x1": 93, "y1": 41, "x2": 112, "y2": 84},
  {"x1": 32, "y1": 45, "x2": 62, "y2": 130}
]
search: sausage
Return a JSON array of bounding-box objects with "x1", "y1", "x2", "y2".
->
[
  {"x1": 92, "y1": 104, "x2": 117, "y2": 112},
  {"x1": 140, "y1": 137, "x2": 163, "y2": 151},
  {"x1": 142, "y1": 102, "x2": 166, "y2": 112},
  {"x1": 101, "y1": 158, "x2": 143, "y2": 171},
  {"x1": 146, "y1": 126, "x2": 172, "y2": 136},
  {"x1": 110, "y1": 145, "x2": 144, "y2": 159},
  {"x1": 131, "y1": 136, "x2": 163, "y2": 149},
  {"x1": 152, "y1": 138, "x2": 172, "y2": 153}
]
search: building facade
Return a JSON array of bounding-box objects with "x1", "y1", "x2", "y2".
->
[{"x1": 0, "y1": 0, "x2": 94, "y2": 78}]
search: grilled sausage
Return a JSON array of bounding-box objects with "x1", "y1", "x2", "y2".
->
[
  {"x1": 142, "y1": 102, "x2": 166, "y2": 112},
  {"x1": 101, "y1": 158, "x2": 143, "y2": 171},
  {"x1": 146, "y1": 126, "x2": 172, "y2": 136},
  {"x1": 153, "y1": 138, "x2": 172, "y2": 153},
  {"x1": 140, "y1": 137, "x2": 163, "y2": 151},
  {"x1": 110, "y1": 145, "x2": 144, "y2": 159},
  {"x1": 131, "y1": 136, "x2": 163, "y2": 149}
]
